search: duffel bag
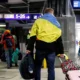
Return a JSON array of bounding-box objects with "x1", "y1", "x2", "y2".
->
[{"x1": 19, "y1": 54, "x2": 34, "y2": 79}]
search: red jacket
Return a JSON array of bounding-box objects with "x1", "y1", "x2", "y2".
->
[{"x1": 1, "y1": 34, "x2": 15, "y2": 50}]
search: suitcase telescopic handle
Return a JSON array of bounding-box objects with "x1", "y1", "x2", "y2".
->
[
  {"x1": 59, "y1": 57, "x2": 62, "y2": 63},
  {"x1": 57, "y1": 54, "x2": 69, "y2": 63},
  {"x1": 58, "y1": 57, "x2": 65, "y2": 63},
  {"x1": 58, "y1": 55, "x2": 68, "y2": 63}
]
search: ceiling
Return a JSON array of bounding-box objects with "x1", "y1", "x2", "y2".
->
[
  {"x1": 0, "y1": 0, "x2": 46, "y2": 13},
  {"x1": 0, "y1": 0, "x2": 47, "y2": 24}
]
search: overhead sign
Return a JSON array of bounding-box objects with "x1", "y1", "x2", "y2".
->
[
  {"x1": 0, "y1": 14, "x2": 3, "y2": 19},
  {"x1": 4, "y1": 13, "x2": 41, "y2": 20},
  {"x1": 73, "y1": 0, "x2": 80, "y2": 8}
]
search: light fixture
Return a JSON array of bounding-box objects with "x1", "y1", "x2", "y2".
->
[
  {"x1": 26, "y1": 15, "x2": 30, "y2": 19},
  {"x1": 0, "y1": 24, "x2": 6, "y2": 27},
  {"x1": 34, "y1": 15, "x2": 38, "y2": 19}
]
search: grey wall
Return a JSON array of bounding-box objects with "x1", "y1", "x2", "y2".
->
[{"x1": 55, "y1": 17, "x2": 76, "y2": 67}]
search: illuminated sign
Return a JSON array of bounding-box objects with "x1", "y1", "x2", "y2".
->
[
  {"x1": 4, "y1": 14, "x2": 41, "y2": 20},
  {"x1": 73, "y1": 0, "x2": 80, "y2": 8},
  {"x1": 4, "y1": 14, "x2": 14, "y2": 19},
  {"x1": 0, "y1": 14, "x2": 3, "y2": 19}
]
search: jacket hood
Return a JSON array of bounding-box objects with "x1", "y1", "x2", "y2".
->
[{"x1": 40, "y1": 13, "x2": 61, "y2": 28}]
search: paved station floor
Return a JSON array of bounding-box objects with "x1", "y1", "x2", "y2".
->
[{"x1": 0, "y1": 62, "x2": 65, "y2": 80}]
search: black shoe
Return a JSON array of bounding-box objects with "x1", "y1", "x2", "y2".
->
[
  {"x1": 7, "y1": 66, "x2": 11, "y2": 69},
  {"x1": 10, "y1": 64, "x2": 12, "y2": 67}
]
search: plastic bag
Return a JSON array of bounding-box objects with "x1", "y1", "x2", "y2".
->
[{"x1": 12, "y1": 48, "x2": 20, "y2": 63}]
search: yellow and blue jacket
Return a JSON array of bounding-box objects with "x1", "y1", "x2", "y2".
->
[{"x1": 27, "y1": 13, "x2": 64, "y2": 54}]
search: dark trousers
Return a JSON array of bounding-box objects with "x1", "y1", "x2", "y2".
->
[
  {"x1": 5, "y1": 48, "x2": 13, "y2": 68},
  {"x1": 35, "y1": 50, "x2": 55, "y2": 80}
]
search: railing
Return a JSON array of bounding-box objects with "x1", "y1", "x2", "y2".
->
[{"x1": 40, "y1": 0, "x2": 47, "y2": 13}]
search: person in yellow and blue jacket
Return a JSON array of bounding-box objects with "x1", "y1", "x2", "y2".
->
[{"x1": 26, "y1": 8, "x2": 64, "y2": 80}]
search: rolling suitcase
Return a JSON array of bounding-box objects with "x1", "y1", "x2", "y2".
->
[
  {"x1": 59, "y1": 57, "x2": 80, "y2": 80},
  {"x1": 66, "y1": 70, "x2": 80, "y2": 80},
  {"x1": 59, "y1": 57, "x2": 79, "y2": 74}
]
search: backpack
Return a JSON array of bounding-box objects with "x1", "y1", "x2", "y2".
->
[{"x1": 5, "y1": 36, "x2": 13, "y2": 48}]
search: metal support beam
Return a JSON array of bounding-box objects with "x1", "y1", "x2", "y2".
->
[
  {"x1": 27, "y1": 0, "x2": 30, "y2": 13},
  {"x1": 10, "y1": 6, "x2": 28, "y2": 8},
  {"x1": 0, "y1": 5, "x2": 12, "y2": 13},
  {"x1": 22, "y1": 0, "x2": 29, "y2": 13},
  {"x1": 66, "y1": 0, "x2": 70, "y2": 16}
]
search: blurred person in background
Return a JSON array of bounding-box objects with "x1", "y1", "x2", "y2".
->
[
  {"x1": 12, "y1": 34, "x2": 17, "y2": 48},
  {"x1": 12, "y1": 34, "x2": 18, "y2": 67},
  {"x1": 26, "y1": 8, "x2": 64, "y2": 80},
  {"x1": 0, "y1": 36, "x2": 3, "y2": 60},
  {"x1": 0, "y1": 30, "x2": 15, "y2": 69}
]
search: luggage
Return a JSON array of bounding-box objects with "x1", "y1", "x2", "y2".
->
[
  {"x1": 59, "y1": 57, "x2": 79, "y2": 74},
  {"x1": 59, "y1": 56, "x2": 80, "y2": 80},
  {"x1": 66, "y1": 70, "x2": 80, "y2": 80},
  {"x1": 19, "y1": 54, "x2": 34, "y2": 79}
]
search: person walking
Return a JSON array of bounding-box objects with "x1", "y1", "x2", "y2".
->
[
  {"x1": 1, "y1": 30, "x2": 15, "y2": 69},
  {"x1": 26, "y1": 8, "x2": 64, "y2": 80}
]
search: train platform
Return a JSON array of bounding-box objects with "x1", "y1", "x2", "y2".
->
[{"x1": 0, "y1": 61, "x2": 65, "y2": 80}]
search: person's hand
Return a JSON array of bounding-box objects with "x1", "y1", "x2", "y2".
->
[
  {"x1": 26, "y1": 50, "x2": 31, "y2": 54},
  {"x1": 59, "y1": 54, "x2": 65, "y2": 58}
]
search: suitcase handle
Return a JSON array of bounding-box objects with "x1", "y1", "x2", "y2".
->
[
  {"x1": 58, "y1": 57, "x2": 66, "y2": 63},
  {"x1": 59, "y1": 57, "x2": 62, "y2": 63},
  {"x1": 57, "y1": 54, "x2": 69, "y2": 62}
]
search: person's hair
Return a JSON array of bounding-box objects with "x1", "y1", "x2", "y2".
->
[
  {"x1": 44, "y1": 8, "x2": 54, "y2": 14},
  {"x1": 4, "y1": 29, "x2": 11, "y2": 35}
]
